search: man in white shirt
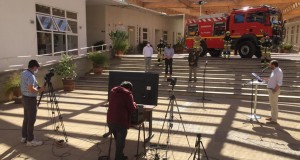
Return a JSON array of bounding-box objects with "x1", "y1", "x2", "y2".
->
[
  {"x1": 264, "y1": 60, "x2": 283, "y2": 124},
  {"x1": 143, "y1": 42, "x2": 153, "y2": 72}
]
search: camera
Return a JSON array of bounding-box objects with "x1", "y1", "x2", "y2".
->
[
  {"x1": 167, "y1": 77, "x2": 177, "y2": 86},
  {"x1": 45, "y1": 68, "x2": 54, "y2": 82}
]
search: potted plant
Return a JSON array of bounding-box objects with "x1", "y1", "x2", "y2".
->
[
  {"x1": 280, "y1": 43, "x2": 293, "y2": 53},
  {"x1": 109, "y1": 30, "x2": 129, "y2": 58},
  {"x1": 87, "y1": 52, "x2": 109, "y2": 75},
  {"x1": 4, "y1": 72, "x2": 22, "y2": 103},
  {"x1": 55, "y1": 54, "x2": 77, "y2": 91}
]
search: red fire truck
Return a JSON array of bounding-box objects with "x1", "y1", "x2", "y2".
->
[{"x1": 185, "y1": 5, "x2": 285, "y2": 58}]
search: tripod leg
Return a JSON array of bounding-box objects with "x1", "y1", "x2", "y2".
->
[
  {"x1": 48, "y1": 82, "x2": 68, "y2": 142},
  {"x1": 200, "y1": 141, "x2": 209, "y2": 160},
  {"x1": 157, "y1": 99, "x2": 172, "y2": 144},
  {"x1": 173, "y1": 99, "x2": 192, "y2": 149}
]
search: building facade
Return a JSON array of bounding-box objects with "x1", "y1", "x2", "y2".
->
[{"x1": 0, "y1": 0, "x2": 184, "y2": 71}]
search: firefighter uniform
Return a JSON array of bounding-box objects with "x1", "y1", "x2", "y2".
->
[
  {"x1": 223, "y1": 31, "x2": 232, "y2": 59},
  {"x1": 157, "y1": 40, "x2": 165, "y2": 66},
  {"x1": 193, "y1": 36, "x2": 202, "y2": 53},
  {"x1": 260, "y1": 36, "x2": 272, "y2": 67}
]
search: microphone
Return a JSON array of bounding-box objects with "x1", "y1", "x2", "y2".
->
[{"x1": 261, "y1": 66, "x2": 269, "y2": 73}]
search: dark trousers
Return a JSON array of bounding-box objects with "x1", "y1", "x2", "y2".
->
[
  {"x1": 108, "y1": 124, "x2": 128, "y2": 160},
  {"x1": 165, "y1": 58, "x2": 173, "y2": 75},
  {"x1": 22, "y1": 96, "x2": 37, "y2": 141}
]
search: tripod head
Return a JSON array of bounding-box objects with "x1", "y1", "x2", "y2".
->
[
  {"x1": 167, "y1": 77, "x2": 177, "y2": 91},
  {"x1": 195, "y1": 134, "x2": 202, "y2": 147}
]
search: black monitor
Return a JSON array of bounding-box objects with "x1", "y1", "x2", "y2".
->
[{"x1": 108, "y1": 71, "x2": 159, "y2": 105}]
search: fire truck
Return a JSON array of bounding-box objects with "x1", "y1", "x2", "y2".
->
[{"x1": 185, "y1": 5, "x2": 285, "y2": 58}]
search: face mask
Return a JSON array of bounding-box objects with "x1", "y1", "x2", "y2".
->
[{"x1": 34, "y1": 69, "x2": 38, "y2": 74}]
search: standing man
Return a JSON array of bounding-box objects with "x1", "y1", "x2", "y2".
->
[
  {"x1": 188, "y1": 49, "x2": 200, "y2": 82},
  {"x1": 143, "y1": 42, "x2": 153, "y2": 72},
  {"x1": 164, "y1": 44, "x2": 174, "y2": 78},
  {"x1": 157, "y1": 39, "x2": 165, "y2": 66},
  {"x1": 20, "y1": 59, "x2": 45, "y2": 146},
  {"x1": 223, "y1": 31, "x2": 232, "y2": 59},
  {"x1": 193, "y1": 36, "x2": 202, "y2": 54},
  {"x1": 264, "y1": 60, "x2": 283, "y2": 124},
  {"x1": 107, "y1": 81, "x2": 137, "y2": 160},
  {"x1": 260, "y1": 34, "x2": 272, "y2": 68}
]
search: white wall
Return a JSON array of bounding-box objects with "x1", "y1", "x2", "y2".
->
[
  {"x1": 0, "y1": 0, "x2": 86, "y2": 71},
  {"x1": 105, "y1": 5, "x2": 184, "y2": 46},
  {"x1": 285, "y1": 21, "x2": 300, "y2": 50},
  {"x1": 86, "y1": 5, "x2": 106, "y2": 46}
]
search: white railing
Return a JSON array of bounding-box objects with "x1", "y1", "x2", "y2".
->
[{"x1": 0, "y1": 44, "x2": 110, "y2": 72}]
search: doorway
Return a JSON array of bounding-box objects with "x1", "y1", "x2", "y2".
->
[{"x1": 128, "y1": 26, "x2": 136, "y2": 54}]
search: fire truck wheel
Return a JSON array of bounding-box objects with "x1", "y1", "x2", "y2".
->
[
  {"x1": 237, "y1": 41, "x2": 255, "y2": 58},
  {"x1": 209, "y1": 49, "x2": 222, "y2": 57}
]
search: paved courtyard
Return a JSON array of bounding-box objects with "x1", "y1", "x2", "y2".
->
[{"x1": 0, "y1": 88, "x2": 300, "y2": 160}]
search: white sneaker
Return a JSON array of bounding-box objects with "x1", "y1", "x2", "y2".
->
[
  {"x1": 21, "y1": 137, "x2": 26, "y2": 143},
  {"x1": 26, "y1": 139, "x2": 43, "y2": 146}
]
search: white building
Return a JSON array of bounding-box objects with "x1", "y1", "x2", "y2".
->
[{"x1": 0, "y1": 0, "x2": 184, "y2": 71}]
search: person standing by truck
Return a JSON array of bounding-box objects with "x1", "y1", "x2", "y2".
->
[
  {"x1": 260, "y1": 34, "x2": 272, "y2": 68},
  {"x1": 223, "y1": 31, "x2": 232, "y2": 59}
]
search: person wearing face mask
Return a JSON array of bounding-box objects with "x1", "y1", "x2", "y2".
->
[
  {"x1": 143, "y1": 42, "x2": 153, "y2": 72},
  {"x1": 157, "y1": 39, "x2": 165, "y2": 66},
  {"x1": 164, "y1": 43, "x2": 174, "y2": 78},
  {"x1": 20, "y1": 59, "x2": 45, "y2": 146}
]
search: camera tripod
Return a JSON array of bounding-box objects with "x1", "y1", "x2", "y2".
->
[
  {"x1": 155, "y1": 85, "x2": 191, "y2": 159},
  {"x1": 190, "y1": 134, "x2": 209, "y2": 160},
  {"x1": 37, "y1": 76, "x2": 68, "y2": 142}
]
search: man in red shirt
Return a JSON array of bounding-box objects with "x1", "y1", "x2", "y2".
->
[{"x1": 107, "y1": 81, "x2": 137, "y2": 160}]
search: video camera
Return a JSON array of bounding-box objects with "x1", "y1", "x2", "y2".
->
[
  {"x1": 45, "y1": 68, "x2": 54, "y2": 82},
  {"x1": 167, "y1": 77, "x2": 177, "y2": 86}
]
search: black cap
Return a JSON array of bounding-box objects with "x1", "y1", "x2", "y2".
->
[{"x1": 28, "y1": 59, "x2": 40, "y2": 68}]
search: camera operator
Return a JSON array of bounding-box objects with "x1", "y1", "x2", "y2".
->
[
  {"x1": 107, "y1": 81, "x2": 137, "y2": 160},
  {"x1": 20, "y1": 60, "x2": 45, "y2": 146}
]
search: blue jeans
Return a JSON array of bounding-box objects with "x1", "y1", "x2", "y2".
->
[{"x1": 108, "y1": 124, "x2": 128, "y2": 160}]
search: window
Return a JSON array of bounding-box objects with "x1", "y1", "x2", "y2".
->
[
  {"x1": 246, "y1": 12, "x2": 266, "y2": 23},
  {"x1": 36, "y1": 14, "x2": 58, "y2": 31},
  {"x1": 68, "y1": 20, "x2": 78, "y2": 33},
  {"x1": 291, "y1": 26, "x2": 295, "y2": 44},
  {"x1": 37, "y1": 32, "x2": 52, "y2": 55},
  {"x1": 53, "y1": 17, "x2": 71, "y2": 32},
  {"x1": 53, "y1": 8, "x2": 65, "y2": 17},
  {"x1": 36, "y1": 4, "x2": 50, "y2": 14},
  {"x1": 286, "y1": 27, "x2": 289, "y2": 42},
  {"x1": 296, "y1": 25, "x2": 299, "y2": 44},
  {"x1": 67, "y1": 11, "x2": 77, "y2": 20},
  {"x1": 188, "y1": 25, "x2": 198, "y2": 36},
  {"x1": 213, "y1": 22, "x2": 226, "y2": 36},
  {"x1": 36, "y1": 4, "x2": 78, "y2": 55},
  {"x1": 163, "y1": 31, "x2": 168, "y2": 41},
  {"x1": 54, "y1": 34, "x2": 66, "y2": 53},
  {"x1": 142, "y1": 28, "x2": 148, "y2": 42},
  {"x1": 234, "y1": 14, "x2": 244, "y2": 23}
]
